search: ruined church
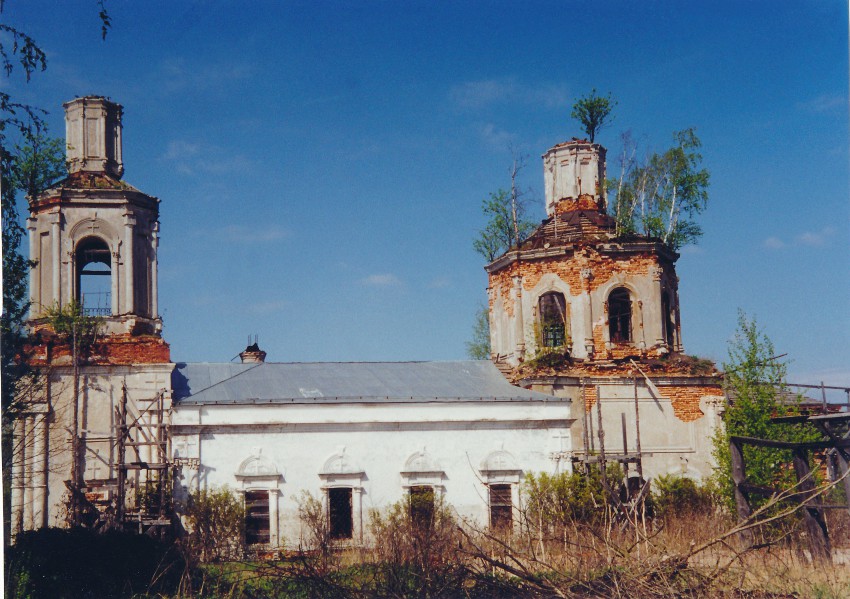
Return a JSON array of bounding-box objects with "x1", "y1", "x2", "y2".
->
[{"x1": 11, "y1": 96, "x2": 723, "y2": 549}]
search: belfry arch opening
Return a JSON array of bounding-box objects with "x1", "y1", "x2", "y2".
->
[
  {"x1": 608, "y1": 287, "x2": 632, "y2": 344},
  {"x1": 75, "y1": 237, "x2": 112, "y2": 316},
  {"x1": 662, "y1": 290, "x2": 676, "y2": 348},
  {"x1": 538, "y1": 292, "x2": 568, "y2": 348}
]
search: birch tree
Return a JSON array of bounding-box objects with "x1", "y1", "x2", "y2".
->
[{"x1": 609, "y1": 128, "x2": 709, "y2": 250}]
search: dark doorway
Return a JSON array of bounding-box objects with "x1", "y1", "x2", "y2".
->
[
  {"x1": 489, "y1": 484, "x2": 512, "y2": 530},
  {"x1": 244, "y1": 490, "x2": 270, "y2": 545},
  {"x1": 328, "y1": 487, "x2": 353, "y2": 539}
]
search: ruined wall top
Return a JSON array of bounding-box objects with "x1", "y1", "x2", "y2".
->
[
  {"x1": 542, "y1": 140, "x2": 606, "y2": 217},
  {"x1": 64, "y1": 96, "x2": 124, "y2": 178}
]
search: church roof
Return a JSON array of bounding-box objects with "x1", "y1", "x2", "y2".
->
[{"x1": 172, "y1": 360, "x2": 561, "y2": 405}]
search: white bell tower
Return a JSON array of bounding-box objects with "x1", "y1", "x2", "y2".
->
[{"x1": 28, "y1": 96, "x2": 162, "y2": 336}]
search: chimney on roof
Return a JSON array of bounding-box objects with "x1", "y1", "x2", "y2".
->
[
  {"x1": 239, "y1": 336, "x2": 266, "y2": 363},
  {"x1": 63, "y1": 96, "x2": 124, "y2": 178}
]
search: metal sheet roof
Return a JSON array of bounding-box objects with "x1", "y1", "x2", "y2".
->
[{"x1": 172, "y1": 360, "x2": 560, "y2": 405}]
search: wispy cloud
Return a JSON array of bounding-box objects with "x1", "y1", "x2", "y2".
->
[
  {"x1": 796, "y1": 226, "x2": 834, "y2": 247},
  {"x1": 798, "y1": 93, "x2": 846, "y2": 114},
  {"x1": 450, "y1": 78, "x2": 568, "y2": 109},
  {"x1": 678, "y1": 245, "x2": 705, "y2": 255},
  {"x1": 763, "y1": 226, "x2": 835, "y2": 250},
  {"x1": 157, "y1": 57, "x2": 255, "y2": 93},
  {"x1": 479, "y1": 123, "x2": 514, "y2": 149},
  {"x1": 360, "y1": 273, "x2": 402, "y2": 287},
  {"x1": 428, "y1": 277, "x2": 451, "y2": 289},
  {"x1": 762, "y1": 236, "x2": 785, "y2": 249},
  {"x1": 161, "y1": 139, "x2": 253, "y2": 175}
]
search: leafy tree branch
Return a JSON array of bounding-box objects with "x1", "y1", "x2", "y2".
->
[{"x1": 608, "y1": 127, "x2": 709, "y2": 250}]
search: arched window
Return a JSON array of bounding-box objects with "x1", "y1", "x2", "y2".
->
[
  {"x1": 608, "y1": 287, "x2": 632, "y2": 343},
  {"x1": 538, "y1": 292, "x2": 568, "y2": 348},
  {"x1": 75, "y1": 237, "x2": 111, "y2": 316}
]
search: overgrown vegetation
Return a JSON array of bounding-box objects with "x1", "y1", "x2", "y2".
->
[
  {"x1": 465, "y1": 303, "x2": 491, "y2": 360},
  {"x1": 571, "y1": 89, "x2": 617, "y2": 143},
  {"x1": 712, "y1": 311, "x2": 821, "y2": 512},
  {"x1": 182, "y1": 486, "x2": 245, "y2": 564},
  {"x1": 609, "y1": 128, "x2": 710, "y2": 250}
]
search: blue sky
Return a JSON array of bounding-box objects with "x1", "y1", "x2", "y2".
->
[{"x1": 4, "y1": 1, "x2": 848, "y2": 391}]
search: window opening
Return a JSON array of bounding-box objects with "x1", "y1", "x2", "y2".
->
[
  {"x1": 408, "y1": 486, "x2": 435, "y2": 529},
  {"x1": 662, "y1": 291, "x2": 675, "y2": 347},
  {"x1": 538, "y1": 292, "x2": 567, "y2": 348},
  {"x1": 244, "y1": 490, "x2": 270, "y2": 545},
  {"x1": 489, "y1": 484, "x2": 512, "y2": 530},
  {"x1": 328, "y1": 487, "x2": 353, "y2": 539},
  {"x1": 608, "y1": 287, "x2": 632, "y2": 343},
  {"x1": 75, "y1": 237, "x2": 111, "y2": 316}
]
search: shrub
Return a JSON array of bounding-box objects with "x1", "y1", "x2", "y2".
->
[
  {"x1": 367, "y1": 494, "x2": 469, "y2": 597},
  {"x1": 523, "y1": 464, "x2": 622, "y2": 535},
  {"x1": 652, "y1": 474, "x2": 714, "y2": 520},
  {"x1": 182, "y1": 486, "x2": 244, "y2": 563}
]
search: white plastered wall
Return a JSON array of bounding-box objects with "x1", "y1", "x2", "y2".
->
[{"x1": 171, "y1": 400, "x2": 573, "y2": 549}]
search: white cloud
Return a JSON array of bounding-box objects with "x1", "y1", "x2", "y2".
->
[
  {"x1": 158, "y1": 57, "x2": 255, "y2": 93},
  {"x1": 479, "y1": 123, "x2": 514, "y2": 149},
  {"x1": 360, "y1": 273, "x2": 402, "y2": 287},
  {"x1": 798, "y1": 93, "x2": 846, "y2": 114},
  {"x1": 763, "y1": 226, "x2": 835, "y2": 250},
  {"x1": 796, "y1": 226, "x2": 835, "y2": 247},
  {"x1": 428, "y1": 277, "x2": 451, "y2": 289},
  {"x1": 450, "y1": 78, "x2": 568, "y2": 109},
  {"x1": 762, "y1": 236, "x2": 785, "y2": 249}
]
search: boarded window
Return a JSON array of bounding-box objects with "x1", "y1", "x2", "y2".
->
[
  {"x1": 328, "y1": 487, "x2": 353, "y2": 539},
  {"x1": 489, "y1": 484, "x2": 512, "y2": 530},
  {"x1": 245, "y1": 490, "x2": 270, "y2": 545},
  {"x1": 538, "y1": 292, "x2": 568, "y2": 348},
  {"x1": 75, "y1": 237, "x2": 112, "y2": 316},
  {"x1": 408, "y1": 486, "x2": 435, "y2": 529},
  {"x1": 608, "y1": 287, "x2": 632, "y2": 343}
]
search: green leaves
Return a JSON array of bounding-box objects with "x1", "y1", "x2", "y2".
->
[
  {"x1": 571, "y1": 89, "x2": 616, "y2": 143},
  {"x1": 472, "y1": 188, "x2": 536, "y2": 262},
  {"x1": 465, "y1": 303, "x2": 490, "y2": 360},
  {"x1": 712, "y1": 312, "x2": 820, "y2": 510},
  {"x1": 609, "y1": 128, "x2": 710, "y2": 251}
]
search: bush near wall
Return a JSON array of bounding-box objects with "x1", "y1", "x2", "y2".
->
[
  {"x1": 652, "y1": 474, "x2": 715, "y2": 519},
  {"x1": 5, "y1": 528, "x2": 184, "y2": 599}
]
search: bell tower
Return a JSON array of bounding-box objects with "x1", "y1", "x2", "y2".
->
[{"x1": 28, "y1": 96, "x2": 164, "y2": 339}]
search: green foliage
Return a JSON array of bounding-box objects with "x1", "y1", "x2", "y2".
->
[
  {"x1": 368, "y1": 493, "x2": 468, "y2": 598},
  {"x1": 712, "y1": 312, "x2": 820, "y2": 510},
  {"x1": 42, "y1": 301, "x2": 103, "y2": 346},
  {"x1": 465, "y1": 302, "x2": 491, "y2": 360},
  {"x1": 523, "y1": 465, "x2": 622, "y2": 533},
  {"x1": 609, "y1": 128, "x2": 710, "y2": 250},
  {"x1": 5, "y1": 527, "x2": 184, "y2": 599},
  {"x1": 652, "y1": 474, "x2": 714, "y2": 520},
  {"x1": 183, "y1": 486, "x2": 245, "y2": 563},
  {"x1": 472, "y1": 188, "x2": 537, "y2": 262},
  {"x1": 571, "y1": 89, "x2": 616, "y2": 143}
]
